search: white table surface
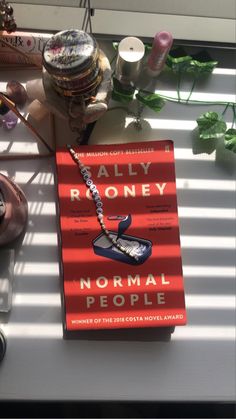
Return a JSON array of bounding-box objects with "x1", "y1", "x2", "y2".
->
[{"x1": 0, "y1": 45, "x2": 235, "y2": 402}]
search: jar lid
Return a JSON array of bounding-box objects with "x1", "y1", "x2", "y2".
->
[{"x1": 42, "y1": 30, "x2": 98, "y2": 77}]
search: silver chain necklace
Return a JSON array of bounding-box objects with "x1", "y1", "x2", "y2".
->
[{"x1": 67, "y1": 144, "x2": 139, "y2": 262}]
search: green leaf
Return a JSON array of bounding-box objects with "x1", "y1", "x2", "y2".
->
[
  {"x1": 166, "y1": 54, "x2": 192, "y2": 73},
  {"x1": 224, "y1": 128, "x2": 236, "y2": 152},
  {"x1": 112, "y1": 77, "x2": 135, "y2": 104},
  {"x1": 112, "y1": 77, "x2": 134, "y2": 94},
  {"x1": 187, "y1": 51, "x2": 218, "y2": 75},
  {"x1": 144, "y1": 44, "x2": 152, "y2": 54},
  {"x1": 187, "y1": 59, "x2": 218, "y2": 75},
  {"x1": 112, "y1": 42, "x2": 119, "y2": 50},
  {"x1": 136, "y1": 92, "x2": 165, "y2": 112},
  {"x1": 112, "y1": 90, "x2": 134, "y2": 104},
  {"x1": 167, "y1": 48, "x2": 218, "y2": 74},
  {"x1": 196, "y1": 112, "x2": 227, "y2": 140}
]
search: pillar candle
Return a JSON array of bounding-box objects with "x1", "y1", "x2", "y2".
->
[
  {"x1": 147, "y1": 31, "x2": 173, "y2": 76},
  {"x1": 115, "y1": 37, "x2": 145, "y2": 85}
]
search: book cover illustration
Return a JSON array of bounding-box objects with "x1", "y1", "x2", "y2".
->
[
  {"x1": 56, "y1": 140, "x2": 186, "y2": 331},
  {"x1": 92, "y1": 214, "x2": 153, "y2": 265}
]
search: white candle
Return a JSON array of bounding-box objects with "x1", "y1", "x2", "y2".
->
[{"x1": 115, "y1": 37, "x2": 145, "y2": 85}]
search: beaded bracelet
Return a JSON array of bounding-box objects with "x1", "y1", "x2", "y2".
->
[{"x1": 67, "y1": 145, "x2": 139, "y2": 262}]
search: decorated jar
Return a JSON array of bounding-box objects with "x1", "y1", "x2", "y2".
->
[{"x1": 42, "y1": 29, "x2": 102, "y2": 100}]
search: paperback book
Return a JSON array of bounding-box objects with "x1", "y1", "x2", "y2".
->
[
  {"x1": 0, "y1": 30, "x2": 51, "y2": 66},
  {"x1": 56, "y1": 140, "x2": 186, "y2": 331}
]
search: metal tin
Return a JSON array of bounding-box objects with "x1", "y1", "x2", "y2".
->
[
  {"x1": 51, "y1": 62, "x2": 100, "y2": 91},
  {"x1": 51, "y1": 57, "x2": 98, "y2": 81},
  {"x1": 93, "y1": 231, "x2": 152, "y2": 265},
  {"x1": 43, "y1": 29, "x2": 98, "y2": 77},
  {"x1": 53, "y1": 72, "x2": 102, "y2": 98},
  {"x1": 42, "y1": 29, "x2": 102, "y2": 101}
]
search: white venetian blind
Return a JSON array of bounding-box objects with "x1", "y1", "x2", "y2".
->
[{"x1": 11, "y1": 0, "x2": 236, "y2": 43}]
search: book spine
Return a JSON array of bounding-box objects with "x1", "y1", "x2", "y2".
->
[
  {"x1": 0, "y1": 31, "x2": 51, "y2": 54},
  {"x1": 0, "y1": 51, "x2": 42, "y2": 66}
]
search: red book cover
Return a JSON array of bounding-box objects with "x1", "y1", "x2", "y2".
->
[{"x1": 56, "y1": 140, "x2": 186, "y2": 331}]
